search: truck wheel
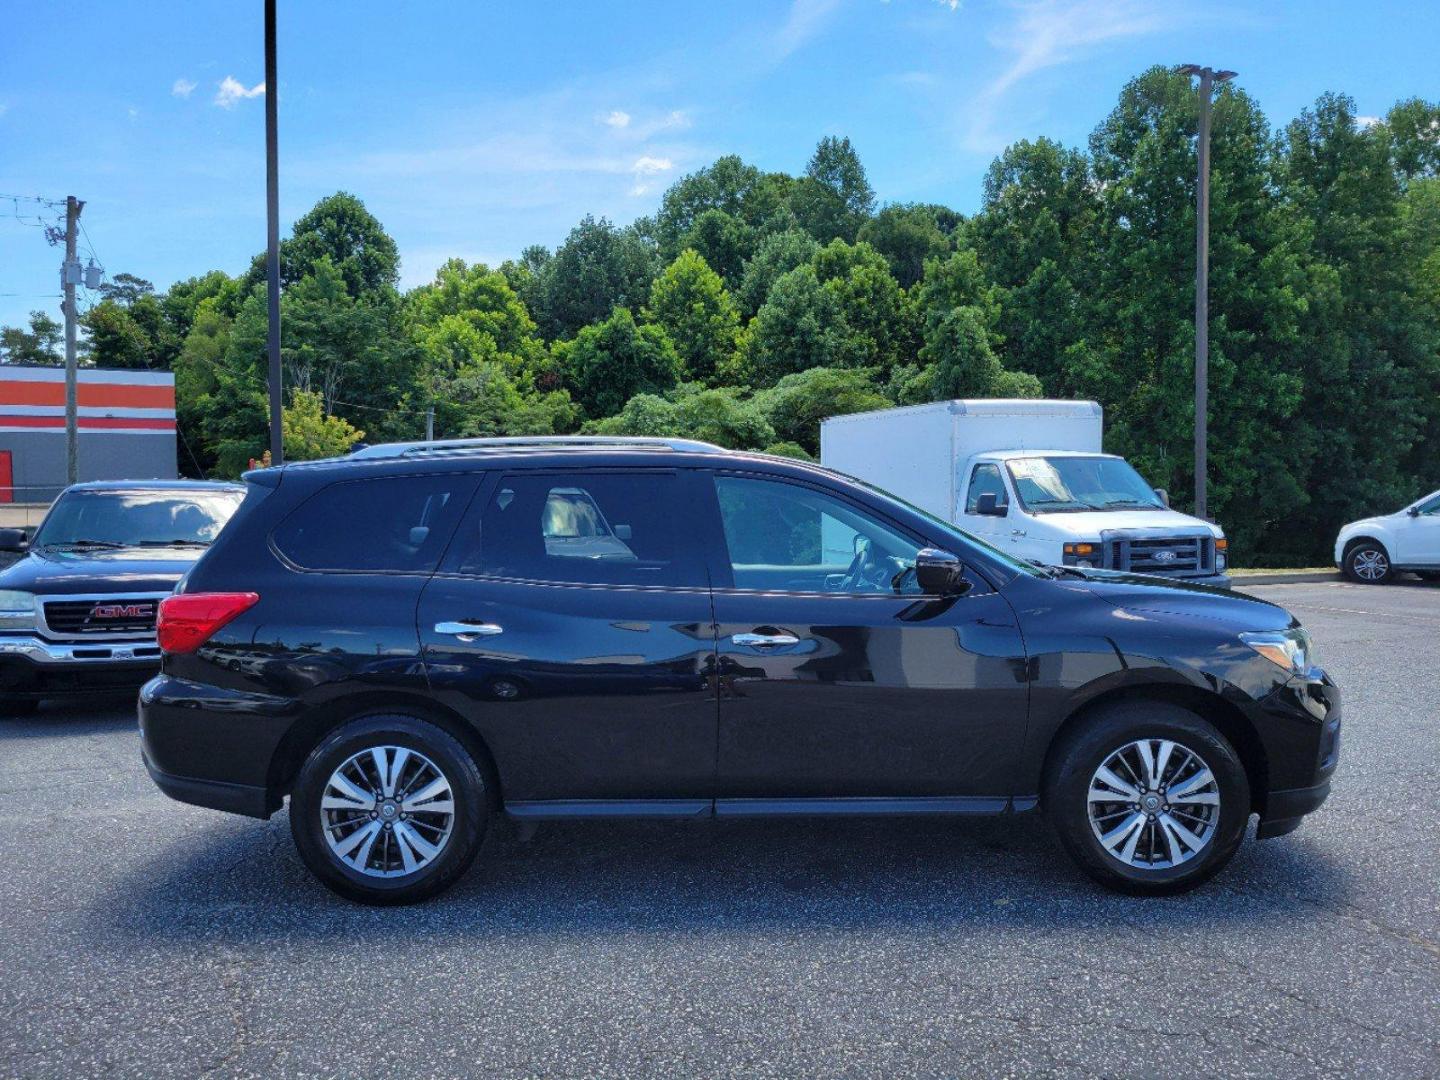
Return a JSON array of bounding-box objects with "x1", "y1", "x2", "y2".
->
[
  {"x1": 1, "y1": 698, "x2": 40, "y2": 719},
  {"x1": 1044, "y1": 701, "x2": 1250, "y2": 896},
  {"x1": 1343, "y1": 540, "x2": 1393, "y2": 584},
  {"x1": 289, "y1": 713, "x2": 489, "y2": 905}
]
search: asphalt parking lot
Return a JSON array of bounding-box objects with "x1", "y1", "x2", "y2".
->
[{"x1": 2, "y1": 579, "x2": 1438, "y2": 1079}]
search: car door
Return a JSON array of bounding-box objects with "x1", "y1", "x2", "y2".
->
[
  {"x1": 1394, "y1": 492, "x2": 1440, "y2": 566},
  {"x1": 699, "y1": 470, "x2": 1030, "y2": 810},
  {"x1": 417, "y1": 467, "x2": 719, "y2": 814}
]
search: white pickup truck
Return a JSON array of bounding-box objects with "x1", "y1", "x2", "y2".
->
[{"x1": 819, "y1": 399, "x2": 1230, "y2": 586}]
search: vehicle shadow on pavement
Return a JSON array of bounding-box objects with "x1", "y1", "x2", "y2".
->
[
  {"x1": 0, "y1": 697, "x2": 136, "y2": 735},
  {"x1": 95, "y1": 807, "x2": 1355, "y2": 943}
]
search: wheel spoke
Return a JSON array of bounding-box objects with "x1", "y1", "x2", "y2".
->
[
  {"x1": 1168, "y1": 768, "x2": 1215, "y2": 800},
  {"x1": 1092, "y1": 765, "x2": 1140, "y2": 801},
  {"x1": 1152, "y1": 740, "x2": 1176, "y2": 788},
  {"x1": 331, "y1": 820, "x2": 381, "y2": 862},
  {"x1": 1135, "y1": 740, "x2": 1159, "y2": 789},
  {"x1": 1157, "y1": 815, "x2": 1184, "y2": 864},
  {"x1": 1100, "y1": 812, "x2": 1145, "y2": 853},
  {"x1": 1168, "y1": 789, "x2": 1219, "y2": 806},
  {"x1": 401, "y1": 776, "x2": 452, "y2": 812},
  {"x1": 325, "y1": 772, "x2": 375, "y2": 811}
]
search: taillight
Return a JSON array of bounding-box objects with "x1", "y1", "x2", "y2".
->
[{"x1": 157, "y1": 592, "x2": 259, "y2": 654}]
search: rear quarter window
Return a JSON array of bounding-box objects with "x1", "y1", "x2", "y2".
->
[{"x1": 272, "y1": 474, "x2": 473, "y2": 573}]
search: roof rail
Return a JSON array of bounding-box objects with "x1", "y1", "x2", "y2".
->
[{"x1": 346, "y1": 435, "x2": 727, "y2": 460}]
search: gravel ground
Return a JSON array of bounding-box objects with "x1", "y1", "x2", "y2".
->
[{"x1": 1, "y1": 579, "x2": 1437, "y2": 1078}]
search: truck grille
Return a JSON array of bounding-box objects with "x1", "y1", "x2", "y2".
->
[
  {"x1": 1106, "y1": 536, "x2": 1213, "y2": 576},
  {"x1": 43, "y1": 598, "x2": 159, "y2": 637}
]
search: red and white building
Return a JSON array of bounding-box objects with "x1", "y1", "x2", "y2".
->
[{"x1": 0, "y1": 366, "x2": 178, "y2": 503}]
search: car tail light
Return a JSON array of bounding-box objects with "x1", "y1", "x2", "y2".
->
[{"x1": 157, "y1": 592, "x2": 259, "y2": 654}]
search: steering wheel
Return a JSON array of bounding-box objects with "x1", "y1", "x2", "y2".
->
[{"x1": 837, "y1": 536, "x2": 889, "y2": 593}]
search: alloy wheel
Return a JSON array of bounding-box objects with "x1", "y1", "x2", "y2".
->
[
  {"x1": 320, "y1": 745, "x2": 456, "y2": 878},
  {"x1": 1087, "y1": 738, "x2": 1220, "y2": 870},
  {"x1": 1351, "y1": 548, "x2": 1389, "y2": 581}
]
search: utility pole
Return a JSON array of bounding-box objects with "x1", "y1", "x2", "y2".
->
[
  {"x1": 1178, "y1": 64, "x2": 1235, "y2": 521},
  {"x1": 62, "y1": 196, "x2": 84, "y2": 486},
  {"x1": 425, "y1": 405, "x2": 435, "y2": 442},
  {"x1": 264, "y1": 0, "x2": 284, "y2": 465}
]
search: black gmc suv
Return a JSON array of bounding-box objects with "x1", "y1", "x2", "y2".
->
[
  {"x1": 0, "y1": 480, "x2": 244, "y2": 715},
  {"x1": 140, "y1": 437, "x2": 1340, "y2": 904}
]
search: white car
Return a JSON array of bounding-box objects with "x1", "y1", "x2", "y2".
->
[{"x1": 1334, "y1": 489, "x2": 1440, "y2": 583}]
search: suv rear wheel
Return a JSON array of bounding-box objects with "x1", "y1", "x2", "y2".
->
[
  {"x1": 1044, "y1": 701, "x2": 1250, "y2": 895},
  {"x1": 289, "y1": 713, "x2": 489, "y2": 905}
]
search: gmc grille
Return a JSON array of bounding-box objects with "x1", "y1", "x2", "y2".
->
[
  {"x1": 1106, "y1": 537, "x2": 1214, "y2": 576},
  {"x1": 43, "y1": 598, "x2": 159, "y2": 636}
]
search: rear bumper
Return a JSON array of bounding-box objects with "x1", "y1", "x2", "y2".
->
[{"x1": 142, "y1": 749, "x2": 275, "y2": 819}]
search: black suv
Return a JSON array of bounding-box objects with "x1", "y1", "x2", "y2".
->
[
  {"x1": 0, "y1": 480, "x2": 244, "y2": 715},
  {"x1": 140, "y1": 437, "x2": 1340, "y2": 904}
]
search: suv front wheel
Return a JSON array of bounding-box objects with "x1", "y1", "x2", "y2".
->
[
  {"x1": 290, "y1": 713, "x2": 489, "y2": 905},
  {"x1": 1045, "y1": 701, "x2": 1250, "y2": 895}
]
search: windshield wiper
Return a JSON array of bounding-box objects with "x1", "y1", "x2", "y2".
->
[
  {"x1": 135, "y1": 539, "x2": 211, "y2": 548},
  {"x1": 41, "y1": 538, "x2": 126, "y2": 550},
  {"x1": 1099, "y1": 499, "x2": 1162, "y2": 509}
]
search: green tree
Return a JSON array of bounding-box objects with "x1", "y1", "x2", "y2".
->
[
  {"x1": 273, "y1": 192, "x2": 400, "y2": 297},
  {"x1": 791, "y1": 136, "x2": 875, "y2": 242},
  {"x1": 534, "y1": 216, "x2": 659, "y2": 339},
  {"x1": 740, "y1": 265, "x2": 852, "y2": 385},
  {"x1": 1385, "y1": 98, "x2": 1440, "y2": 182},
  {"x1": 737, "y1": 229, "x2": 820, "y2": 317},
  {"x1": 557, "y1": 307, "x2": 681, "y2": 418},
  {"x1": 0, "y1": 311, "x2": 62, "y2": 365},
  {"x1": 588, "y1": 383, "x2": 774, "y2": 449},
  {"x1": 677, "y1": 208, "x2": 755, "y2": 284},
  {"x1": 654, "y1": 155, "x2": 764, "y2": 260},
  {"x1": 752, "y1": 367, "x2": 890, "y2": 453},
  {"x1": 812, "y1": 239, "x2": 913, "y2": 373},
  {"x1": 283, "y1": 387, "x2": 365, "y2": 460},
  {"x1": 645, "y1": 250, "x2": 742, "y2": 383},
  {"x1": 858, "y1": 204, "x2": 956, "y2": 289}
]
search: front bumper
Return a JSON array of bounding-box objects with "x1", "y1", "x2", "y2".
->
[
  {"x1": 1255, "y1": 668, "x2": 1341, "y2": 839},
  {"x1": 0, "y1": 634, "x2": 160, "y2": 700}
]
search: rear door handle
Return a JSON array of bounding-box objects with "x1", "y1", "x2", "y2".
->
[
  {"x1": 731, "y1": 632, "x2": 800, "y2": 648},
  {"x1": 434, "y1": 621, "x2": 504, "y2": 639}
]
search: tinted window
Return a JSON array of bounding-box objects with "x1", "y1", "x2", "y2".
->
[
  {"x1": 965, "y1": 464, "x2": 1009, "y2": 514},
  {"x1": 273, "y1": 475, "x2": 469, "y2": 573},
  {"x1": 1417, "y1": 492, "x2": 1440, "y2": 515},
  {"x1": 456, "y1": 471, "x2": 698, "y2": 587},
  {"x1": 715, "y1": 475, "x2": 924, "y2": 594}
]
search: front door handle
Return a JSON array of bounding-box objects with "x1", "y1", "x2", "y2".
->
[
  {"x1": 732, "y1": 632, "x2": 800, "y2": 648},
  {"x1": 1011, "y1": 529, "x2": 1027, "y2": 538},
  {"x1": 434, "y1": 621, "x2": 504, "y2": 639}
]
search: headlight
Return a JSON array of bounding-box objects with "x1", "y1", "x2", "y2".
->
[
  {"x1": 0, "y1": 590, "x2": 36, "y2": 631},
  {"x1": 1240, "y1": 627, "x2": 1315, "y2": 675},
  {"x1": 1063, "y1": 541, "x2": 1102, "y2": 568}
]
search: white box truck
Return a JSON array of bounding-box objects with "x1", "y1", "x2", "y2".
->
[{"x1": 820, "y1": 399, "x2": 1229, "y2": 585}]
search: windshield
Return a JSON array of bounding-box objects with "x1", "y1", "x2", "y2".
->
[
  {"x1": 851, "y1": 479, "x2": 1049, "y2": 579},
  {"x1": 33, "y1": 489, "x2": 243, "y2": 549},
  {"x1": 1006, "y1": 456, "x2": 1164, "y2": 513}
]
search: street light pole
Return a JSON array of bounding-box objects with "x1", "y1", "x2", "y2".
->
[
  {"x1": 1178, "y1": 64, "x2": 1236, "y2": 522},
  {"x1": 264, "y1": 0, "x2": 284, "y2": 466}
]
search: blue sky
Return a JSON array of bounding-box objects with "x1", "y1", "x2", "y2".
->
[{"x1": 2, "y1": 0, "x2": 1437, "y2": 331}]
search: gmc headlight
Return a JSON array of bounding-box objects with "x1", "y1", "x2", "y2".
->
[
  {"x1": 0, "y1": 590, "x2": 36, "y2": 631},
  {"x1": 1240, "y1": 627, "x2": 1315, "y2": 675}
]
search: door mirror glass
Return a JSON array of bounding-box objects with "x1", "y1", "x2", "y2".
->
[
  {"x1": 0, "y1": 528, "x2": 28, "y2": 553},
  {"x1": 915, "y1": 548, "x2": 968, "y2": 595},
  {"x1": 975, "y1": 492, "x2": 1006, "y2": 517}
]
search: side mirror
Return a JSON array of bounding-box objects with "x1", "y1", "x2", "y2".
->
[
  {"x1": 915, "y1": 548, "x2": 969, "y2": 595},
  {"x1": 1154, "y1": 487, "x2": 1170, "y2": 507},
  {"x1": 613, "y1": 524, "x2": 633, "y2": 540},
  {"x1": 1408, "y1": 506, "x2": 1421, "y2": 518},
  {"x1": 0, "y1": 528, "x2": 27, "y2": 553},
  {"x1": 975, "y1": 492, "x2": 1007, "y2": 517}
]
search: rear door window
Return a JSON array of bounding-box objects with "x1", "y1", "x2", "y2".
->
[
  {"x1": 449, "y1": 470, "x2": 705, "y2": 588},
  {"x1": 272, "y1": 474, "x2": 474, "y2": 573}
]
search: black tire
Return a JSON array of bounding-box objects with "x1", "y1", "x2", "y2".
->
[
  {"x1": 290, "y1": 713, "x2": 488, "y2": 905},
  {"x1": 1343, "y1": 538, "x2": 1393, "y2": 584},
  {"x1": 1, "y1": 698, "x2": 40, "y2": 719},
  {"x1": 1044, "y1": 701, "x2": 1250, "y2": 896}
]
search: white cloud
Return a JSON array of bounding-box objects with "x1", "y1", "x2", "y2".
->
[
  {"x1": 934, "y1": 0, "x2": 961, "y2": 9},
  {"x1": 214, "y1": 76, "x2": 265, "y2": 109},
  {"x1": 962, "y1": 0, "x2": 1194, "y2": 151},
  {"x1": 773, "y1": 0, "x2": 844, "y2": 59},
  {"x1": 603, "y1": 110, "x2": 631, "y2": 128},
  {"x1": 171, "y1": 78, "x2": 197, "y2": 99},
  {"x1": 1356, "y1": 115, "x2": 1381, "y2": 129},
  {"x1": 629, "y1": 155, "x2": 676, "y2": 196}
]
